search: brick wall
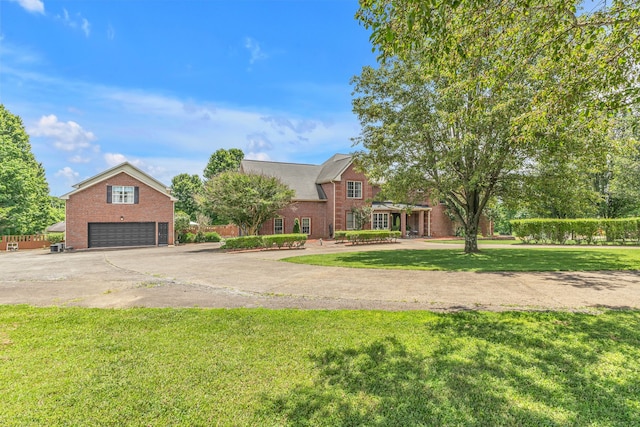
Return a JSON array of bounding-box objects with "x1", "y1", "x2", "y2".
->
[
  {"x1": 66, "y1": 172, "x2": 174, "y2": 249},
  {"x1": 258, "y1": 201, "x2": 328, "y2": 239}
]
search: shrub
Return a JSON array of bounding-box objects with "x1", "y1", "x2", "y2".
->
[
  {"x1": 262, "y1": 234, "x2": 307, "y2": 249},
  {"x1": 221, "y1": 236, "x2": 264, "y2": 250},
  {"x1": 47, "y1": 233, "x2": 64, "y2": 244},
  {"x1": 204, "y1": 232, "x2": 221, "y2": 242},
  {"x1": 334, "y1": 230, "x2": 348, "y2": 242},
  {"x1": 195, "y1": 231, "x2": 207, "y2": 243},
  {"x1": 293, "y1": 218, "x2": 301, "y2": 234},
  {"x1": 346, "y1": 230, "x2": 399, "y2": 244},
  {"x1": 511, "y1": 218, "x2": 640, "y2": 245},
  {"x1": 182, "y1": 233, "x2": 196, "y2": 243}
]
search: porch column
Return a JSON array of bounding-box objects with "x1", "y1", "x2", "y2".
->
[
  {"x1": 400, "y1": 212, "x2": 407, "y2": 237},
  {"x1": 427, "y1": 210, "x2": 431, "y2": 237},
  {"x1": 419, "y1": 211, "x2": 425, "y2": 237}
]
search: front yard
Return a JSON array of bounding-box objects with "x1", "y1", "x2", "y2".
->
[
  {"x1": 283, "y1": 247, "x2": 640, "y2": 272},
  {"x1": 1, "y1": 306, "x2": 639, "y2": 426}
]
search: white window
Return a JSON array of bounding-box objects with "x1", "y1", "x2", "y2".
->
[
  {"x1": 112, "y1": 186, "x2": 135, "y2": 204},
  {"x1": 372, "y1": 213, "x2": 389, "y2": 230},
  {"x1": 347, "y1": 181, "x2": 362, "y2": 199},
  {"x1": 274, "y1": 218, "x2": 284, "y2": 234},
  {"x1": 301, "y1": 217, "x2": 311, "y2": 235},
  {"x1": 346, "y1": 212, "x2": 357, "y2": 230}
]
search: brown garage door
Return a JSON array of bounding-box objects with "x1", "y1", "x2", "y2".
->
[{"x1": 88, "y1": 222, "x2": 156, "y2": 248}]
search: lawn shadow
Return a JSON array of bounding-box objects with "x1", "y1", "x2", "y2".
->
[
  {"x1": 260, "y1": 313, "x2": 640, "y2": 426},
  {"x1": 540, "y1": 270, "x2": 640, "y2": 291}
]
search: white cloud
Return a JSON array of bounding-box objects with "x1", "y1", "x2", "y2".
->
[
  {"x1": 246, "y1": 132, "x2": 273, "y2": 152},
  {"x1": 103, "y1": 153, "x2": 129, "y2": 167},
  {"x1": 29, "y1": 114, "x2": 97, "y2": 151},
  {"x1": 57, "y1": 8, "x2": 91, "y2": 37},
  {"x1": 55, "y1": 166, "x2": 79, "y2": 180},
  {"x1": 244, "y1": 37, "x2": 268, "y2": 65},
  {"x1": 9, "y1": 0, "x2": 44, "y2": 14},
  {"x1": 107, "y1": 24, "x2": 115, "y2": 40},
  {"x1": 245, "y1": 152, "x2": 271, "y2": 161},
  {"x1": 81, "y1": 18, "x2": 91, "y2": 37},
  {"x1": 69, "y1": 155, "x2": 91, "y2": 163}
]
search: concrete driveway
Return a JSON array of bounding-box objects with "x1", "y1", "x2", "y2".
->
[{"x1": 1, "y1": 239, "x2": 639, "y2": 311}]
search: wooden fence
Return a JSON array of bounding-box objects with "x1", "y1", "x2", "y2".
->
[{"x1": 1, "y1": 234, "x2": 52, "y2": 251}]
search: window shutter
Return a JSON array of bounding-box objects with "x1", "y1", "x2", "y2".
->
[
  {"x1": 134, "y1": 187, "x2": 139, "y2": 204},
  {"x1": 107, "y1": 186, "x2": 112, "y2": 203}
]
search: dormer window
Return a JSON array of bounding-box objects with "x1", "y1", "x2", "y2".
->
[{"x1": 347, "y1": 181, "x2": 362, "y2": 199}]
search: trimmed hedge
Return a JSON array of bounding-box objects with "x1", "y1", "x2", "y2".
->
[
  {"x1": 346, "y1": 230, "x2": 401, "y2": 244},
  {"x1": 221, "y1": 236, "x2": 264, "y2": 250},
  {"x1": 221, "y1": 234, "x2": 306, "y2": 251},
  {"x1": 511, "y1": 218, "x2": 640, "y2": 245},
  {"x1": 46, "y1": 233, "x2": 64, "y2": 244},
  {"x1": 262, "y1": 234, "x2": 307, "y2": 249}
]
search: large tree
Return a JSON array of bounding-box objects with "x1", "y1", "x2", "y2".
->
[
  {"x1": 203, "y1": 148, "x2": 244, "y2": 180},
  {"x1": 0, "y1": 105, "x2": 53, "y2": 235},
  {"x1": 353, "y1": 0, "x2": 639, "y2": 253},
  {"x1": 199, "y1": 172, "x2": 294, "y2": 236},
  {"x1": 170, "y1": 173, "x2": 202, "y2": 220}
]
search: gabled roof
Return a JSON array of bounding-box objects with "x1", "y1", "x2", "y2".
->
[
  {"x1": 239, "y1": 154, "x2": 354, "y2": 201},
  {"x1": 60, "y1": 162, "x2": 177, "y2": 201}
]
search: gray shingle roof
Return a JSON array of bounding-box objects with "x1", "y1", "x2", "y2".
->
[{"x1": 240, "y1": 154, "x2": 353, "y2": 201}]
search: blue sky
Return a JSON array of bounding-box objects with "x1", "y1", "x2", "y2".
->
[{"x1": 1, "y1": 0, "x2": 377, "y2": 196}]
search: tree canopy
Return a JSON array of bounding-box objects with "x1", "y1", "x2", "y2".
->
[
  {"x1": 0, "y1": 105, "x2": 53, "y2": 235},
  {"x1": 170, "y1": 173, "x2": 202, "y2": 220},
  {"x1": 353, "y1": 0, "x2": 640, "y2": 253},
  {"x1": 203, "y1": 148, "x2": 244, "y2": 180},
  {"x1": 199, "y1": 172, "x2": 294, "y2": 236}
]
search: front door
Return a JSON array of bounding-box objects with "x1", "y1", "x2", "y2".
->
[{"x1": 158, "y1": 222, "x2": 169, "y2": 246}]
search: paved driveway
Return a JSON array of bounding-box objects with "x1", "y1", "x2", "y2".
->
[{"x1": 1, "y1": 240, "x2": 639, "y2": 311}]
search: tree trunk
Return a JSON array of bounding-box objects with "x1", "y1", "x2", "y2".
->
[{"x1": 464, "y1": 222, "x2": 479, "y2": 253}]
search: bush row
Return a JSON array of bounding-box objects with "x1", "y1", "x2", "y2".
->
[
  {"x1": 221, "y1": 234, "x2": 307, "y2": 251},
  {"x1": 334, "y1": 230, "x2": 401, "y2": 244},
  {"x1": 179, "y1": 231, "x2": 222, "y2": 244},
  {"x1": 510, "y1": 218, "x2": 640, "y2": 244}
]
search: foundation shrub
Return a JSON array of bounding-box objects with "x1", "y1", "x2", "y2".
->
[
  {"x1": 204, "y1": 232, "x2": 221, "y2": 242},
  {"x1": 221, "y1": 236, "x2": 264, "y2": 250},
  {"x1": 262, "y1": 234, "x2": 307, "y2": 249}
]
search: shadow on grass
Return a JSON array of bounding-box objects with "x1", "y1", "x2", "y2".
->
[
  {"x1": 296, "y1": 249, "x2": 640, "y2": 272},
  {"x1": 262, "y1": 312, "x2": 640, "y2": 426}
]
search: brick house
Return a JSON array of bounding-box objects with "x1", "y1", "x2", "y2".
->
[
  {"x1": 61, "y1": 162, "x2": 176, "y2": 250},
  {"x1": 240, "y1": 154, "x2": 479, "y2": 239}
]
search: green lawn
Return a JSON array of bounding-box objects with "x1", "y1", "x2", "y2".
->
[
  {"x1": 429, "y1": 238, "x2": 521, "y2": 245},
  {"x1": 0, "y1": 306, "x2": 638, "y2": 426},
  {"x1": 283, "y1": 248, "x2": 640, "y2": 272}
]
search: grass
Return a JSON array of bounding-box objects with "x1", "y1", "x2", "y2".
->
[
  {"x1": 283, "y1": 247, "x2": 640, "y2": 272},
  {"x1": 1, "y1": 306, "x2": 639, "y2": 426},
  {"x1": 429, "y1": 238, "x2": 522, "y2": 245}
]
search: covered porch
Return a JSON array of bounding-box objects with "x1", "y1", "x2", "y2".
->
[{"x1": 371, "y1": 202, "x2": 432, "y2": 238}]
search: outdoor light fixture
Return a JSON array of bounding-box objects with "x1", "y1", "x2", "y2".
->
[{"x1": 120, "y1": 216, "x2": 124, "y2": 221}]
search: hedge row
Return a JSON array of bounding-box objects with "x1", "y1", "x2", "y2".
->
[
  {"x1": 510, "y1": 218, "x2": 640, "y2": 244},
  {"x1": 221, "y1": 234, "x2": 307, "y2": 251},
  {"x1": 179, "y1": 231, "x2": 222, "y2": 243},
  {"x1": 335, "y1": 230, "x2": 401, "y2": 244}
]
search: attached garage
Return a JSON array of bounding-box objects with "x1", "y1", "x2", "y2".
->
[{"x1": 88, "y1": 222, "x2": 156, "y2": 248}]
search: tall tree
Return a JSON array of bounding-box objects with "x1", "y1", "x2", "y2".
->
[
  {"x1": 170, "y1": 173, "x2": 202, "y2": 220},
  {"x1": 353, "y1": 0, "x2": 639, "y2": 253},
  {"x1": 199, "y1": 172, "x2": 294, "y2": 236},
  {"x1": 0, "y1": 105, "x2": 52, "y2": 235},
  {"x1": 203, "y1": 148, "x2": 244, "y2": 180}
]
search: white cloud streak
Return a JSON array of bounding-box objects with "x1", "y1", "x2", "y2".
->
[
  {"x1": 9, "y1": 0, "x2": 44, "y2": 14},
  {"x1": 244, "y1": 37, "x2": 268, "y2": 65}
]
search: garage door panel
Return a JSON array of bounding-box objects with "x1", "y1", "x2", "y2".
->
[{"x1": 88, "y1": 222, "x2": 156, "y2": 248}]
